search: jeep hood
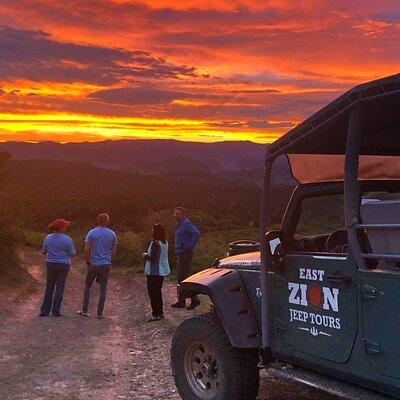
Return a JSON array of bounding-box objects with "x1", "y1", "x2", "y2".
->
[{"x1": 218, "y1": 251, "x2": 261, "y2": 268}]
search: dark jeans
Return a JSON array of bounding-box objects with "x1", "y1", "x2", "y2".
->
[
  {"x1": 41, "y1": 262, "x2": 70, "y2": 315},
  {"x1": 176, "y1": 250, "x2": 198, "y2": 303},
  {"x1": 82, "y1": 265, "x2": 110, "y2": 316},
  {"x1": 147, "y1": 275, "x2": 164, "y2": 316}
]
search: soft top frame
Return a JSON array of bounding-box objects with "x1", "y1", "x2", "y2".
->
[{"x1": 266, "y1": 73, "x2": 400, "y2": 159}]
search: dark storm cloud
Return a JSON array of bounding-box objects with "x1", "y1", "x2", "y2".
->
[
  {"x1": 166, "y1": 90, "x2": 340, "y2": 121},
  {"x1": 88, "y1": 86, "x2": 225, "y2": 105},
  {"x1": 0, "y1": 1, "x2": 285, "y2": 31},
  {"x1": 89, "y1": 87, "x2": 190, "y2": 104},
  {"x1": 0, "y1": 27, "x2": 196, "y2": 85}
]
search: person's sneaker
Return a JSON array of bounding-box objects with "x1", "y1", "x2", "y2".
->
[
  {"x1": 187, "y1": 298, "x2": 201, "y2": 311},
  {"x1": 171, "y1": 301, "x2": 186, "y2": 309},
  {"x1": 77, "y1": 310, "x2": 88, "y2": 317},
  {"x1": 97, "y1": 315, "x2": 104, "y2": 320},
  {"x1": 147, "y1": 315, "x2": 161, "y2": 323},
  {"x1": 159, "y1": 314, "x2": 165, "y2": 319},
  {"x1": 53, "y1": 313, "x2": 62, "y2": 317},
  {"x1": 39, "y1": 313, "x2": 49, "y2": 317}
]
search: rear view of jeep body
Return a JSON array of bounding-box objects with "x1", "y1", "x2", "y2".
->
[{"x1": 171, "y1": 74, "x2": 400, "y2": 400}]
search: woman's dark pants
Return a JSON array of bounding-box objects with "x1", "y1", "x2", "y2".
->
[
  {"x1": 147, "y1": 275, "x2": 165, "y2": 316},
  {"x1": 41, "y1": 262, "x2": 70, "y2": 315},
  {"x1": 82, "y1": 265, "x2": 110, "y2": 316}
]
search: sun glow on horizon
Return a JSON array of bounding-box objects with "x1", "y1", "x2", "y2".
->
[
  {"x1": 0, "y1": 1, "x2": 398, "y2": 144},
  {"x1": 0, "y1": 112, "x2": 282, "y2": 144}
]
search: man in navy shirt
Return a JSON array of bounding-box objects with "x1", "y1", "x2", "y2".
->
[
  {"x1": 172, "y1": 207, "x2": 201, "y2": 310},
  {"x1": 78, "y1": 213, "x2": 117, "y2": 319}
]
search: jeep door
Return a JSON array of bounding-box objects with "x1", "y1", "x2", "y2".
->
[
  {"x1": 359, "y1": 270, "x2": 400, "y2": 380},
  {"x1": 271, "y1": 194, "x2": 358, "y2": 364}
]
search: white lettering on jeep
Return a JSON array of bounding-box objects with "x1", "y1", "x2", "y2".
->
[
  {"x1": 288, "y1": 268, "x2": 341, "y2": 337},
  {"x1": 322, "y1": 287, "x2": 339, "y2": 312},
  {"x1": 288, "y1": 282, "x2": 308, "y2": 306}
]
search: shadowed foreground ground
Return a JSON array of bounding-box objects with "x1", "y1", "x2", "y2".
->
[{"x1": 0, "y1": 248, "x2": 334, "y2": 400}]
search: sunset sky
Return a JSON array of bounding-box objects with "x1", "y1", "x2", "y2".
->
[{"x1": 0, "y1": 0, "x2": 399, "y2": 143}]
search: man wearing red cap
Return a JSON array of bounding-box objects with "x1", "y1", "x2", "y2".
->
[{"x1": 40, "y1": 218, "x2": 76, "y2": 317}]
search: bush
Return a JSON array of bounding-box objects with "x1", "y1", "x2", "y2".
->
[
  {"x1": 113, "y1": 231, "x2": 146, "y2": 271},
  {"x1": 23, "y1": 229, "x2": 148, "y2": 271},
  {"x1": 191, "y1": 228, "x2": 259, "y2": 274},
  {"x1": 21, "y1": 226, "x2": 261, "y2": 276},
  {"x1": 23, "y1": 230, "x2": 44, "y2": 249},
  {"x1": 0, "y1": 224, "x2": 23, "y2": 268},
  {"x1": 0, "y1": 151, "x2": 28, "y2": 267}
]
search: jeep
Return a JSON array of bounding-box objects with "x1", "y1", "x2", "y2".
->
[{"x1": 171, "y1": 73, "x2": 400, "y2": 400}]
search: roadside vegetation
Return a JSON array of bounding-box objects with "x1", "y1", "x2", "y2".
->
[
  {"x1": 1, "y1": 152, "x2": 350, "y2": 276},
  {"x1": 1, "y1": 154, "x2": 293, "y2": 274},
  {"x1": 0, "y1": 151, "x2": 29, "y2": 268}
]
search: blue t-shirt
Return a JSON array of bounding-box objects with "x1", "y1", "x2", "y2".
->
[
  {"x1": 85, "y1": 227, "x2": 117, "y2": 266},
  {"x1": 43, "y1": 233, "x2": 76, "y2": 266}
]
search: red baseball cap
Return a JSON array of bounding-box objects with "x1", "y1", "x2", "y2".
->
[{"x1": 49, "y1": 218, "x2": 71, "y2": 230}]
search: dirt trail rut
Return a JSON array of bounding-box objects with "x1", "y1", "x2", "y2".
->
[{"x1": 0, "y1": 248, "x2": 334, "y2": 400}]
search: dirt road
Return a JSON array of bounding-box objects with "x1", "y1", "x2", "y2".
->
[{"x1": 0, "y1": 248, "x2": 333, "y2": 400}]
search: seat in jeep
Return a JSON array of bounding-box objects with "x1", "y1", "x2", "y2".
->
[{"x1": 360, "y1": 199, "x2": 400, "y2": 270}]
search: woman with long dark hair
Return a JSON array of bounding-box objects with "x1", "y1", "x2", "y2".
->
[
  {"x1": 142, "y1": 223, "x2": 170, "y2": 322},
  {"x1": 40, "y1": 218, "x2": 76, "y2": 317}
]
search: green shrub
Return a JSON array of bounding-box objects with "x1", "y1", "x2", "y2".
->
[
  {"x1": 0, "y1": 151, "x2": 27, "y2": 267},
  {"x1": 191, "y1": 228, "x2": 259, "y2": 274},
  {"x1": 0, "y1": 224, "x2": 23, "y2": 268},
  {"x1": 113, "y1": 231, "x2": 146, "y2": 271},
  {"x1": 23, "y1": 230, "x2": 44, "y2": 249},
  {"x1": 21, "y1": 227, "x2": 261, "y2": 276}
]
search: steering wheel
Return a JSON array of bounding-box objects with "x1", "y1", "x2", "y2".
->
[{"x1": 325, "y1": 229, "x2": 348, "y2": 253}]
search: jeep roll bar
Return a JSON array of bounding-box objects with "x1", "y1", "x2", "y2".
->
[{"x1": 259, "y1": 73, "x2": 400, "y2": 352}]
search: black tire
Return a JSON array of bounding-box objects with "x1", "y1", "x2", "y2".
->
[{"x1": 171, "y1": 314, "x2": 260, "y2": 400}]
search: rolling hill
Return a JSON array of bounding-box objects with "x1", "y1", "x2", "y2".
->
[
  {"x1": 0, "y1": 139, "x2": 265, "y2": 170},
  {"x1": 0, "y1": 139, "x2": 294, "y2": 185}
]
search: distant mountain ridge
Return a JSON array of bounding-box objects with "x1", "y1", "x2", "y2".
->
[
  {"x1": 0, "y1": 139, "x2": 294, "y2": 185},
  {"x1": 0, "y1": 139, "x2": 266, "y2": 171}
]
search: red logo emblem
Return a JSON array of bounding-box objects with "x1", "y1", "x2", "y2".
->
[{"x1": 308, "y1": 284, "x2": 323, "y2": 308}]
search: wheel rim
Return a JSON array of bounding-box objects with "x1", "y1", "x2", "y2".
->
[{"x1": 183, "y1": 342, "x2": 221, "y2": 399}]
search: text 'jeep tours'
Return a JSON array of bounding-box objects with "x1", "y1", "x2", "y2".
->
[{"x1": 171, "y1": 74, "x2": 400, "y2": 400}]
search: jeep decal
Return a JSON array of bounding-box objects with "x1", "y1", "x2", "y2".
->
[{"x1": 288, "y1": 268, "x2": 341, "y2": 337}]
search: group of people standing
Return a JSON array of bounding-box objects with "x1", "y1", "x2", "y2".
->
[{"x1": 39, "y1": 208, "x2": 201, "y2": 322}]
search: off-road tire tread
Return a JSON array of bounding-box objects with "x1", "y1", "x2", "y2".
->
[
  {"x1": 205, "y1": 310, "x2": 260, "y2": 398},
  {"x1": 171, "y1": 313, "x2": 260, "y2": 400}
]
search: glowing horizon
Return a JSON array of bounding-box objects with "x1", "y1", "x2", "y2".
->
[{"x1": 0, "y1": 1, "x2": 398, "y2": 143}]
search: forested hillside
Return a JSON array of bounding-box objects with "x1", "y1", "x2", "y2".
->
[
  {"x1": 1, "y1": 151, "x2": 294, "y2": 272},
  {"x1": 0, "y1": 140, "x2": 267, "y2": 171},
  {"x1": 10, "y1": 159, "x2": 263, "y2": 231}
]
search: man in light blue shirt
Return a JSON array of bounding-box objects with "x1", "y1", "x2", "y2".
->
[{"x1": 78, "y1": 213, "x2": 117, "y2": 319}]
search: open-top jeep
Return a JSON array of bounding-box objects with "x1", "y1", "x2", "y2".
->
[{"x1": 171, "y1": 74, "x2": 400, "y2": 400}]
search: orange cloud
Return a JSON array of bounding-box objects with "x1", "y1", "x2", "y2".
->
[{"x1": 0, "y1": 1, "x2": 398, "y2": 143}]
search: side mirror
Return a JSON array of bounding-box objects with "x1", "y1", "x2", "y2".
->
[
  {"x1": 265, "y1": 230, "x2": 284, "y2": 258},
  {"x1": 265, "y1": 230, "x2": 284, "y2": 272}
]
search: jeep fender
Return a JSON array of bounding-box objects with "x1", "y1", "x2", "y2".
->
[{"x1": 179, "y1": 268, "x2": 261, "y2": 348}]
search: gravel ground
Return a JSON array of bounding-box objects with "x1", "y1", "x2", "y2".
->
[{"x1": 0, "y1": 248, "x2": 335, "y2": 400}]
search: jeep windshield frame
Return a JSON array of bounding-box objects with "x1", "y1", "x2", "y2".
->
[{"x1": 259, "y1": 73, "x2": 400, "y2": 352}]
